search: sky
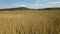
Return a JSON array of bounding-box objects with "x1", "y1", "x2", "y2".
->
[{"x1": 0, "y1": 0, "x2": 60, "y2": 9}]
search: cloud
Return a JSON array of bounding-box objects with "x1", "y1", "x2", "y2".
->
[
  {"x1": 0, "y1": 2, "x2": 60, "y2": 9},
  {"x1": 44, "y1": 2, "x2": 60, "y2": 8},
  {"x1": 30, "y1": 2, "x2": 60, "y2": 9},
  {"x1": 8, "y1": 2, "x2": 60, "y2": 9},
  {"x1": 0, "y1": 2, "x2": 27, "y2": 9},
  {"x1": 7, "y1": 3, "x2": 27, "y2": 8}
]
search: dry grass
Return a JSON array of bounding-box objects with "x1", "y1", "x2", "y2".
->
[{"x1": 0, "y1": 10, "x2": 60, "y2": 34}]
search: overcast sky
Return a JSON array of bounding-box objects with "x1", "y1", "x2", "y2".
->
[{"x1": 0, "y1": 0, "x2": 60, "y2": 9}]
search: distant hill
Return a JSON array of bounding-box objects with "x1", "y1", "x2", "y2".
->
[
  {"x1": 38, "y1": 7, "x2": 60, "y2": 10},
  {"x1": 0, "y1": 7, "x2": 60, "y2": 11},
  {"x1": 0, "y1": 7, "x2": 31, "y2": 11},
  {"x1": 12, "y1": 7, "x2": 30, "y2": 10}
]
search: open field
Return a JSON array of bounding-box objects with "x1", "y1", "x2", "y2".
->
[{"x1": 0, "y1": 9, "x2": 60, "y2": 34}]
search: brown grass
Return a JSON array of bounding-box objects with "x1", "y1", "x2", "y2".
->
[{"x1": 0, "y1": 10, "x2": 60, "y2": 34}]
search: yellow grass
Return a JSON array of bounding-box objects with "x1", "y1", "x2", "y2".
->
[{"x1": 0, "y1": 10, "x2": 60, "y2": 34}]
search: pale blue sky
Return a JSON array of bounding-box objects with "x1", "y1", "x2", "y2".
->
[{"x1": 0, "y1": 0, "x2": 60, "y2": 9}]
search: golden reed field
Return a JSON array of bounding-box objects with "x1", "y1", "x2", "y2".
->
[{"x1": 0, "y1": 9, "x2": 60, "y2": 34}]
